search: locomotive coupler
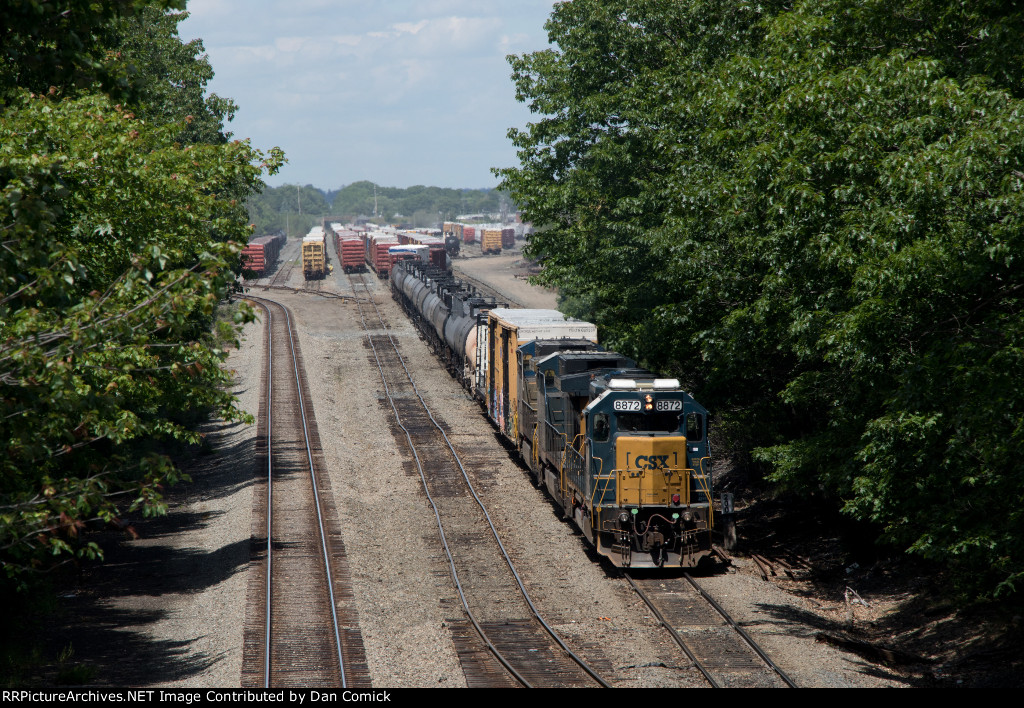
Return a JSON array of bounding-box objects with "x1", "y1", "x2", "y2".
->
[{"x1": 642, "y1": 529, "x2": 665, "y2": 550}]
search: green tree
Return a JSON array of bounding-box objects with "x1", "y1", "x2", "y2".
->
[
  {"x1": 247, "y1": 184, "x2": 328, "y2": 237},
  {"x1": 0, "y1": 0, "x2": 184, "y2": 101},
  {"x1": 103, "y1": 7, "x2": 238, "y2": 145},
  {"x1": 0, "y1": 2, "x2": 282, "y2": 584},
  {"x1": 499, "y1": 0, "x2": 1024, "y2": 596}
]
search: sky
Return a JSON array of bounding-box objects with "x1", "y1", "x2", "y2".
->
[{"x1": 178, "y1": 1, "x2": 559, "y2": 191}]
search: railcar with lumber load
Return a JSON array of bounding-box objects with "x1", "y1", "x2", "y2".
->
[
  {"x1": 302, "y1": 226, "x2": 327, "y2": 280},
  {"x1": 481, "y1": 228, "x2": 502, "y2": 255},
  {"x1": 241, "y1": 233, "x2": 285, "y2": 277}
]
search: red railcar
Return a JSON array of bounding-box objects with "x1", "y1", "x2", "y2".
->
[
  {"x1": 241, "y1": 233, "x2": 285, "y2": 276},
  {"x1": 367, "y1": 234, "x2": 399, "y2": 278},
  {"x1": 338, "y1": 235, "x2": 364, "y2": 273}
]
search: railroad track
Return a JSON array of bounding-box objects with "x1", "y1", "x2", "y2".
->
[
  {"x1": 266, "y1": 239, "x2": 298, "y2": 288},
  {"x1": 347, "y1": 273, "x2": 610, "y2": 688},
  {"x1": 240, "y1": 296, "x2": 370, "y2": 688},
  {"x1": 624, "y1": 571, "x2": 797, "y2": 688},
  {"x1": 449, "y1": 266, "x2": 524, "y2": 308}
]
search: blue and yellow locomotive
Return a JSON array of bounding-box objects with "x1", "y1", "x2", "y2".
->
[{"x1": 392, "y1": 262, "x2": 716, "y2": 569}]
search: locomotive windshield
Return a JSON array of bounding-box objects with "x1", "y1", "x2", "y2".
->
[{"x1": 615, "y1": 412, "x2": 681, "y2": 433}]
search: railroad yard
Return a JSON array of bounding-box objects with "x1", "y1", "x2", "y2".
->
[{"x1": 37, "y1": 236, "x2": 913, "y2": 688}]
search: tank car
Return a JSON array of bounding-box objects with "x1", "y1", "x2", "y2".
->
[{"x1": 391, "y1": 259, "x2": 504, "y2": 385}]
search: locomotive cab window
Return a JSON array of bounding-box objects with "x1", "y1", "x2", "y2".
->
[
  {"x1": 615, "y1": 412, "x2": 681, "y2": 433},
  {"x1": 592, "y1": 413, "x2": 610, "y2": 442},
  {"x1": 685, "y1": 413, "x2": 704, "y2": 441}
]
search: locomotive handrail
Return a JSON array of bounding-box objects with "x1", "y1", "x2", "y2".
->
[
  {"x1": 563, "y1": 434, "x2": 587, "y2": 498},
  {"x1": 588, "y1": 448, "x2": 616, "y2": 512},
  {"x1": 591, "y1": 472, "x2": 617, "y2": 513},
  {"x1": 570, "y1": 432, "x2": 585, "y2": 454},
  {"x1": 544, "y1": 419, "x2": 565, "y2": 453},
  {"x1": 554, "y1": 429, "x2": 576, "y2": 500},
  {"x1": 582, "y1": 439, "x2": 612, "y2": 510},
  {"x1": 698, "y1": 455, "x2": 712, "y2": 477},
  {"x1": 692, "y1": 464, "x2": 714, "y2": 529}
]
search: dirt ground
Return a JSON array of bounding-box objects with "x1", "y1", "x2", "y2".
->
[
  {"x1": 722, "y1": 476, "x2": 1024, "y2": 688},
  {"x1": 451, "y1": 241, "x2": 557, "y2": 309}
]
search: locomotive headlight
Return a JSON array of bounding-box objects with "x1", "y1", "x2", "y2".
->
[
  {"x1": 644, "y1": 394, "x2": 654, "y2": 411},
  {"x1": 618, "y1": 512, "x2": 630, "y2": 525}
]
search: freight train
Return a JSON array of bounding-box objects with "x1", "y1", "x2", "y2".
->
[{"x1": 390, "y1": 258, "x2": 715, "y2": 569}]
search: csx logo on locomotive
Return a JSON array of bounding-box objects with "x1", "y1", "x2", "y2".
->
[
  {"x1": 624, "y1": 451, "x2": 681, "y2": 477},
  {"x1": 633, "y1": 455, "x2": 670, "y2": 471}
]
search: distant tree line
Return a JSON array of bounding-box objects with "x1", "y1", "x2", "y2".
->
[
  {"x1": 499, "y1": 0, "x2": 1024, "y2": 598},
  {"x1": 247, "y1": 181, "x2": 511, "y2": 236}
]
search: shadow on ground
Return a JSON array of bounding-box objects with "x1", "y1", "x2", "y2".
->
[{"x1": 31, "y1": 415, "x2": 257, "y2": 687}]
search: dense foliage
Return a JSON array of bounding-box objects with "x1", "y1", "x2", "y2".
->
[
  {"x1": 327, "y1": 181, "x2": 506, "y2": 225},
  {"x1": 0, "y1": 1, "x2": 281, "y2": 584},
  {"x1": 499, "y1": 0, "x2": 1024, "y2": 596}
]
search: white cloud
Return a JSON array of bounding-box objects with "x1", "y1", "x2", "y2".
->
[
  {"x1": 180, "y1": 1, "x2": 559, "y2": 187},
  {"x1": 392, "y1": 20, "x2": 429, "y2": 35}
]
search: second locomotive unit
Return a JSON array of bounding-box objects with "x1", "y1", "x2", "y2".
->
[{"x1": 391, "y1": 258, "x2": 714, "y2": 569}]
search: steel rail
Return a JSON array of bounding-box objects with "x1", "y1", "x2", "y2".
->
[
  {"x1": 347, "y1": 276, "x2": 532, "y2": 687},
  {"x1": 624, "y1": 570, "x2": 798, "y2": 688},
  {"x1": 622, "y1": 572, "x2": 721, "y2": 688},
  {"x1": 264, "y1": 239, "x2": 297, "y2": 289},
  {"x1": 683, "y1": 572, "x2": 798, "y2": 688},
  {"x1": 251, "y1": 296, "x2": 347, "y2": 688},
  {"x1": 262, "y1": 301, "x2": 273, "y2": 687},
  {"x1": 350, "y1": 273, "x2": 610, "y2": 688}
]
